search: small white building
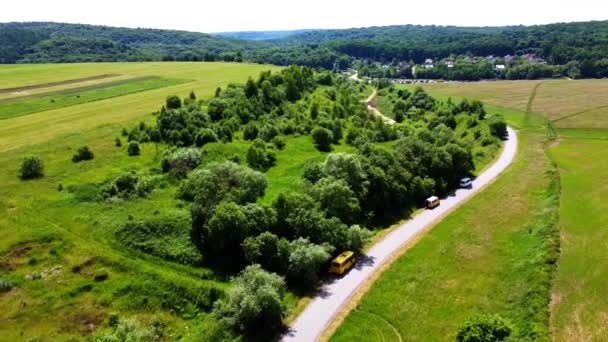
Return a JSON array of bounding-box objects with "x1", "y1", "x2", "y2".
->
[{"x1": 495, "y1": 64, "x2": 506, "y2": 71}]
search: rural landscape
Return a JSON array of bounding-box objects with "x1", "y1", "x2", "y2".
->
[{"x1": 1, "y1": 6, "x2": 607, "y2": 342}]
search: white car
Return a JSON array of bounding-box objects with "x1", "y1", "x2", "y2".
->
[{"x1": 460, "y1": 177, "x2": 473, "y2": 188}]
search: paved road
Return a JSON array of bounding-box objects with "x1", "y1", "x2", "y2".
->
[{"x1": 283, "y1": 126, "x2": 518, "y2": 342}]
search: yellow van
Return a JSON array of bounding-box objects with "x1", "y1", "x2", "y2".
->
[
  {"x1": 329, "y1": 251, "x2": 356, "y2": 275},
  {"x1": 425, "y1": 196, "x2": 440, "y2": 209}
]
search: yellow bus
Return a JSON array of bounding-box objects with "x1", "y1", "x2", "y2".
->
[
  {"x1": 425, "y1": 196, "x2": 440, "y2": 209},
  {"x1": 329, "y1": 251, "x2": 356, "y2": 275}
]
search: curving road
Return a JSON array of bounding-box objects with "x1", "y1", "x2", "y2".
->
[{"x1": 283, "y1": 125, "x2": 518, "y2": 342}]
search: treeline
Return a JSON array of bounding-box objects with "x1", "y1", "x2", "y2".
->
[
  {"x1": 3, "y1": 21, "x2": 608, "y2": 79},
  {"x1": 0, "y1": 22, "x2": 262, "y2": 63},
  {"x1": 359, "y1": 59, "x2": 608, "y2": 81}
]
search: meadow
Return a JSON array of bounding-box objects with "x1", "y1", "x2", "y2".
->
[
  {"x1": 0, "y1": 62, "x2": 282, "y2": 152},
  {"x1": 330, "y1": 78, "x2": 608, "y2": 341},
  {"x1": 0, "y1": 62, "x2": 284, "y2": 340}
]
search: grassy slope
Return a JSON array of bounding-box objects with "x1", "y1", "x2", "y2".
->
[
  {"x1": 0, "y1": 62, "x2": 282, "y2": 341},
  {"x1": 0, "y1": 77, "x2": 189, "y2": 120},
  {"x1": 331, "y1": 108, "x2": 560, "y2": 340},
  {"x1": 548, "y1": 138, "x2": 608, "y2": 340},
  {"x1": 0, "y1": 62, "x2": 282, "y2": 152}
]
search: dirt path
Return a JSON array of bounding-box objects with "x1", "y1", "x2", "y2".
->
[
  {"x1": 365, "y1": 89, "x2": 396, "y2": 125},
  {"x1": 283, "y1": 126, "x2": 518, "y2": 342}
]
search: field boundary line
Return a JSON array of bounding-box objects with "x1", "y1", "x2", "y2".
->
[
  {"x1": 551, "y1": 104, "x2": 608, "y2": 123},
  {"x1": 0, "y1": 74, "x2": 120, "y2": 93}
]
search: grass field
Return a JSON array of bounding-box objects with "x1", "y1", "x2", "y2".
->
[
  {"x1": 0, "y1": 77, "x2": 189, "y2": 120},
  {"x1": 548, "y1": 138, "x2": 608, "y2": 340},
  {"x1": 0, "y1": 62, "x2": 282, "y2": 152},
  {"x1": 0, "y1": 62, "x2": 286, "y2": 341},
  {"x1": 331, "y1": 78, "x2": 608, "y2": 341}
]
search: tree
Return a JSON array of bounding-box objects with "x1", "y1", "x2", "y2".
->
[
  {"x1": 127, "y1": 141, "x2": 141, "y2": 156},
  {"x1": 202, "y1": 202, "x2": 250, "y2": 267},
  {"x1": 166, "y1": 95, "x2": 181, "y2": 109},
  {"x1": 194, "y1": 128, "x2": 218, "y2": 147},
  {"x1": 344, "y1": 225, "x2": 373, "y2": 253},
  {"x1": 287, "y1": 238, "x2": 333, "y2": 289},
  {"x1": 488, "y1": 114, "x2": 507, "y2": 138},
  {"x1": 19, "y1": 156, "x2": 44, "y2": 180},
  {"x1": 303, "y1": 162, "x2": 324, "y2": 184},
  {"x1": 259, "y1": 124, "x2": 279, "y2": 142},
  {"x1": 178, "y1": 161, "x2": 267, "y2": 205},
  {"x1": 214, "y1": 265, "x2": 286, "y2": 338},
  {"x1": 161, "y1": 148, "x2": 202, "y2": 177},
  {"x1": 72, "y1": 145, "x2": 94, "y2": 162},
  {"x1": 242, "y1": 232, "x2": 290, "y2": 273},
  {"x1": 244, "y1": 77, "x2": 258, "y2": 98},
  {"x1": 243, "y1": 123, "x2": 259, "y2": 141},
  {"x1": 456, "y1": 314, "x2": 512, "y2": 342},
  {"x1": 312, "y1": 177, "x2": 361, "y2": 224},
  {"x1": 309, "y1": 101, "x2": 319, "y2": 119},
  {"x1": 311, "y1": 127, "x2": 333, "y2": 152},
  {"x1": 322, "y1": 153, "x2": 368, "y2": 197},
  {"x1": 189, "y1": 90, "x2": 196, "y2": 100},
  {"x1": 149, "y1": 129, "x2": 161, "y2": 157},
  {"x1": 246, "y1": 140, "x2": 276, "y2": 171}
]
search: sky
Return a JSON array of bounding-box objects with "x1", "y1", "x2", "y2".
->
[{"x1": 1, "y1": 0, "x2": 607, "y2": 33}]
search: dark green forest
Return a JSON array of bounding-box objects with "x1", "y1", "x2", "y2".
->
[
  {"x1": 0, "y1": 22, "x2": 263, "y2": 63},
  {"x1": 2, "y1": 21, "x2": 608, "y2": 79}
]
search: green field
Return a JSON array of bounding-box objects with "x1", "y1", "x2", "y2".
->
[
  {"x1": 0, "y1": 77, "x2": 189, "y2": 120},
  {"x1": 548, "y1": 139, "x2": 608, "y2": 340},
  {"x1": 0, "y1": 62, "x2": 286, "y2": 341},
  {"x1": 0, "y1": 62, "x2": 282, "y2": 152},
  {"x1": 331, "y1": 79, "x2": 608, "y2": 341}
]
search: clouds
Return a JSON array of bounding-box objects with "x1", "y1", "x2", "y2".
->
[{"x1": 2, "y1": 0, "x2": 606, "y2": 32}]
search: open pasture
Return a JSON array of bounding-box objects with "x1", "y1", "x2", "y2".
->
[
  {"x1": 0, "y1": 62, "x2": 281, "y2": 152},
  {"x1": 548, "y1": 138, "x2": 608, "y2": 341}
]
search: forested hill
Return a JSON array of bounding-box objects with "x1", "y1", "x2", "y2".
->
[
  {"x1": 268, "y1": 21, "x2": 608, "y2": 64},
  {"x1": 214, "y1": 29, "x2": 315, "y2": 41},
  {"x1": 0, "y1": 22, "x2": 266, "y2": 63},
  {"x1": 2, "y1": 21, "x2": 608, "y2": 79}
]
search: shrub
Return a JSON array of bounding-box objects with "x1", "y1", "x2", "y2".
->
[
  {"x1": 116, "y1": 213, "x2": 201, "y2": 265},
  {"x1": 135, "y1": 177, "x2": 155, "y2": 198},
  {"x1": 161, "y1": 148, "x2": 202, "y2": 177},
  {"x1": 488, "y1": 114, "x2": 507, "y2": 138},
  {"x1": 311, "y1": 127, "x2": 333, "y2": 152},
  {"x1": 287, "y1": 238, "x2": 333, "y2": 290},
  {"x1": 19, "y1": 156, "x2": 44, "y2": 180},
  {"x1": 243, "y1": 123, "x2": 259, "y2": 141},
  {"x1": 271, "y1": 136, "x2": 286, "y2": 150},
  {"x1": 0, "y1": 278, "x2": 13, "y2": 292},
  {"x1": 127, "y1": 141, "x2": 141, "y2": 156},
  {"x1": 98, "y1": 174, "x2": 153, "y2": 200},
  {"x1": 194, "y1": 129, "x2": 218, "y2": 147},
  {"x1": 246, "y1": 140, "x2": 277, "y2": 171},
  {"x1": 72, "y1": 145, "x2": 95, "y2": 162},
  {"x1": 91, "y1": 318, "x2": 164, "y2": 342},
  {"x1": 259, "y1": 124, "x2": 279, "y2": 142},
  {"x1": 303, "y1": 163, "x2": 323, "y2": 184},
  {"x1": 213, "y1": 265, "x2": 285, "y2": 338},
  {"x1": 456, "y1": 314, "x2": 512, "y2": 342},
  {"x1": 94, "y1": 269, "x2": 109, "y2": 282},
  {"x1": 115, "y1": 137, "x2": 122, "y2": 147},
  {"x1": 166, "y1": 95, "x2": 181, "y2": 109}
]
